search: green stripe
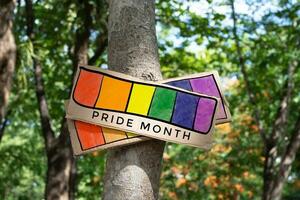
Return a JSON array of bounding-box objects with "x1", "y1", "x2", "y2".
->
[{"x1": 148, "y1": 87, "x2": 176, "y2": 122}]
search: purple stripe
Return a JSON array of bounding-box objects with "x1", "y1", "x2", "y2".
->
[
  {"x1": 194, "y1": 98, "x2": 217, "y2": 133},
  {"x1": 190, "y1": 76, "x2": 226, "y2": 119}
]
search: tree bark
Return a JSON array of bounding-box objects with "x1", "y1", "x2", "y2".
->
[
  {"x1": 269, "y1": 116, "x2": 300, "y2": 200},
  {"x1": 102, "y1": 0, "x2": 165, "y2": 199},
  {"x1": 262, "y1": 61, "x2": 297, "y2": 200},
  {"x1": 0, "y1": 0, "x2": 16, "y2": 142},
  {"x1": 45, "y1": 122, "x2": 76, "y2": 200}
]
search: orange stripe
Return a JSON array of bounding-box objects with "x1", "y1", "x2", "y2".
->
[
  {"x1": 95, "y1": 76, "x2": 132, "y2": 111},
  {"x1": 102, "y1": 127, "x2": 127, "y2": 143}
]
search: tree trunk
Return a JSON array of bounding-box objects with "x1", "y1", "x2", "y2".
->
[
  {"x1": 262, "y1": 144, "x2": 276, "y2": 200},
  {"x1": 44, "y1": 0, "x2": 96, "y2": 198},
  {"x1": 102, "y1": 0, "x2": 165, "y2": 199},
  {"x1": 266, "y1": 117, "x2": 300, "y2": 200},
  {"x1": 0, "y1": 0, "x2": 16, "y2": 142},
  {"x1": 24, "y1": 0, "x2": 95, "y2": 198},
  {"x1": 45, "y1": 122, "x2": 76, "y2": 200}
]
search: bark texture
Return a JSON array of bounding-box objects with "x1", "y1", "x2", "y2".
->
[
  {"x1": 102, "y1": 0, "x2": 165, "y2": 199},
  {"x1": 0, "y1": 0, "x2": 16, "y2": 141},
  {"x1": 270, "y1": 117, "x2": 300, "y2": 200}
]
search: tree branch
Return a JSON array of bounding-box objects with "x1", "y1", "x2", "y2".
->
[
  {"x1": 270, "y1": 114, "x2": 300, "y2": 199},
  {"x1": 260, "y1": 63, "x2": 296, "y2": 200},
  {"x1": 24, "y1": 0, "x2": 34, "y2": 38},
  {"x1": 25, "y1": 0, "x2": 54, "y2": 149},
  {"x1": 88, "y1": 30, "x2": 108, "y2": 65},
  {"x1": 280, "y1": 115, "x2": 300, "y2": 178},
  {"x1": 72, "y1": 0, "x2": 92, "y2": 72},
  {"x1": 269, "y1": 61, "x2": 296, "y2": 145},
  {"x1": 0, "y1": 109, "x2": 11, "y2": 142},
  {"x1": 230, "y1": 0, "x2": 266, "y2": 143}
]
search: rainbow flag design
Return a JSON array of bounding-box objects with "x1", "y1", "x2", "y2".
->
[
  {"x1": 66, "y1": 66, "x2": 230, "y2": 154},
  {"x1": 72, "y1": 67, "x2": 217, "y2": 132}
]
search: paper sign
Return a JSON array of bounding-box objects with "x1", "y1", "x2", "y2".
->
[
  {"x1": 66, "y1": 66, "x2": 231, "y2": 155},
  {"x1": 66, "y1": 71, "x2": 230, "y2": 155},
  {"x1": 66, "y1": 65, "x2": 219, "y2": 150}
]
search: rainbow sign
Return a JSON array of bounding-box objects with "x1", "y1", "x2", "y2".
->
[
  {"x1": 66, "y1": 69, "x2": 230, "y2": 154},
  {"x1": 72, "y1": 67, "x2": 218, "y2": 133},
  {"x1": 67, "y1": 68, "x2": 231, "y2": 154},
  {"x1": 66, "y1": 65, "x2": 222, "y2": 152}
]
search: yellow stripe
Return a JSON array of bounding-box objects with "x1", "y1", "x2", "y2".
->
[
  {"x1": 126, "y1": 84, "x2": 155, "y2": 115},
  {"x1": 126, "y1": 132, "x2": 138, "y2": 138}
]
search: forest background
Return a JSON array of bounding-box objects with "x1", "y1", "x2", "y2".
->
[{"x1": 0, "y1": 0, "x2": 299, "y2": 199}]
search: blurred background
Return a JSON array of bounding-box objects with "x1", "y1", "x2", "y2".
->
[{"x1": 0, "y1": 0, "x2": 299, "y2": 199}]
